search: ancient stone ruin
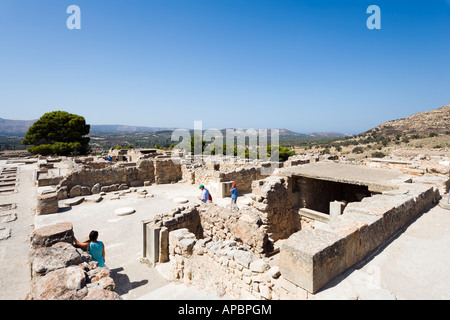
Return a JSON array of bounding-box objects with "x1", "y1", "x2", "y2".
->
[
  {"x1": 28, "y1": 222, "x2": 120, "y2": 300},
  {"x1": 12, "y1": 147, "x2": 450, "y2": 299}
]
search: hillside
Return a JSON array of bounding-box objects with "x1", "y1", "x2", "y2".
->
[
  {"x1": 294, "y1": 103, "x2": 450, "y2": 160},
  {"x1": 363, "y1": 104, "x2": 450, "y2": 137},
  {"x1": 0, "y1": 118, "x2": 36, "y2": 136}
]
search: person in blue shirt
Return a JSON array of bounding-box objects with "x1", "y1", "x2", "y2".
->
[
  {"x1": 73, "y1": 230, "x2": 106, "y2": 268},
  {"x1": 230, "y1": 183, "x2": 238, "y2": 206},
  {"x1": 197, "y1": 185, "x2": 211, "y2": 203}
]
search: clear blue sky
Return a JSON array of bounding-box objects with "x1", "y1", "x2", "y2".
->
[{"x1": 0, "y1": 0, "x2": 449, "y2": 134}]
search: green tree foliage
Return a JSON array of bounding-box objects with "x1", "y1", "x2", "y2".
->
[
  {"x1": 352, "y1": 146, "x2": 364, "y2": 154},
  {"x1": 22, "y1": 111, "x2": 90, "y2": 156},
  {"x1": 371, "y1": 151, "x2": 386, "y2": 158}
]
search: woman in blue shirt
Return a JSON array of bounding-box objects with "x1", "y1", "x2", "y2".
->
[{"x1": 73, "y1": 230, "x2": 106, "y2": 268}]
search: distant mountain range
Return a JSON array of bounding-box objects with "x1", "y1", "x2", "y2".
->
[
  {"x1": 0, "y1": 118, "x2": 348, "y2": 138},
  {"x1": 0, "y1": 118, "x2": 36, "y2": 136}
]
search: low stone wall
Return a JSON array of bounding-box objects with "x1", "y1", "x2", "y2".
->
[
  {"x1": 169, "y1": 229, "x2": 307, "y2": 300},
  {"x1": 28, "y1": 222, "x2": 121, "y2": 300},
  {"x1": 279, "y1": 182, "x2": 440, "y2": 294},
  {"x1": 251, "y1": 176, "x2": 302, "y2": 242},
  {"x1": 154, "y1": 159, "x2": 182, "y2": 184},
  {"x1": 142, "y1": 203, "x2": 270, "y2": 265},
  {"x1": 181, "y1": 162, "x2": 268, "y2": 194},
  {"x1": 59, "y1": 158, "x2": 182, "y2": 198}
]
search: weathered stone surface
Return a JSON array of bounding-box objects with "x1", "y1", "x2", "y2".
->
[
  {"x1": 85, "y1": 195, "x2": 103, "y2": 203},
  {"x1": 31, "y1": 242, "x2": 83, "y2": 277},
  {"x1": 56, "y1": 186, "x2": 68, "y2": 200},
  {"x1": 439, "y1": 196, "x2": 450, "y2": 210},
  {"x1": 28, "y1": 222, "x2": 121, "y2": 300},
  {"x1": 81, "y1": 186, "x2": 91, "y2": 196},
  {"x1": 88, "y1": 267, "x2": 110, "y2": 282},
  {"x1": 63, "y1": 197, "x2": 85, "y2": 207},
  {"x1": 91, "y1": 183, "x2": 101, "y2": 194},
  {"x1": 82, "y1": 288, "x2": 121, "y2": 300},
  {"x1": 174, "y1": 197, "x2": 189, "y2": 204},
  {"x1": 118, "y1": 184, "x2": 128, "y2": 190},
  {"x1": 31, "y1": 222, "x2": 73, "y2": 249},
  {"x1": 279, "y1": 229, "x2": 343, "y2": 294},
  {"x1": 0, "y1": 227, "x2": 11, "y2": 240},
  {"x1": 232, "y1": 250, "x2": 256, "y2": 268},
  {"x1": 114, "y1": 207, "x2": 135, "y2": 216},
  {"x1": 249, "y1": 259, "x2": 270, "y2": 273},
  {"x1": 36, "y1": 192, "x2": 59, "y2": 215},
  {"x1": 69, "y1": 185, "x2": 82, "y2": 198},
  {"x1": 268, "y1": 266, "x2": 281, "y2": 279},
  {"x1": 31, "y1": 266, "x2": 88, "y2": 300}
]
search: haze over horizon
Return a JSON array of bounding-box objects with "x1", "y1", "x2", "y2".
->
[{"x1": 0, "y1": 1, "x2": 449, "y2": 134}]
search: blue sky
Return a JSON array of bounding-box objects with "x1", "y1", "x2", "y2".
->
[{"x1": 0, "y1": 0, "x2": 449, "y2": 134}]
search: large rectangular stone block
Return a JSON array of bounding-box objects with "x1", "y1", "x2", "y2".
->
[
  {"x1": 146, "y1": 225, "x2": 160, "y2": 265},
  {"x1": 279, "y1": 229, "x2": 343, "y2": 294}
]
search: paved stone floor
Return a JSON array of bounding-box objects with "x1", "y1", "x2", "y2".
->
[{"x1": 0, "y1": 162, "x2": 35, "y2": 300}]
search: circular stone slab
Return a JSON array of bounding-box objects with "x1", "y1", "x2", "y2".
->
[
  {"x1": 114, "y1": 207, "x2": 135, "y2": 216},
  {"x1": 174, "y1": 198, "x2": 189, "y2": 204}
]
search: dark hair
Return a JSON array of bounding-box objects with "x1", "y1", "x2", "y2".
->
[{"x1": 89, "y1": 230, "x2": 99, "y2": 242}]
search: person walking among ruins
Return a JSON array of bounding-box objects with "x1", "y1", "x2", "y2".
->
[
  {"x1": 197, "y1": 185, "x2": 212, "y2": 203},
  {"x1": 230, "y1": 183, "x2": 238, "y2": 206},
  {"x1": 73, "y1": 230, "x2": 106, "y2": 268}
]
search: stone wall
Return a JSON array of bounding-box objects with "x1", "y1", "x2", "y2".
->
[
  {"x1": 154, "y1": 159, "x2": 182, "y2": 184},
  {"x1": 169, "y1": 229, "x2": 308, "y2": 300},
  {"x1": 292, "y1": 176, "x2": 372, "y2": 214},
  {"x1": 58, "y1": 158, "x2": 182, "y2": 198},
  {"x1": 142, "y1": 203, "x2": 270, "y2": 265},
  {"x1": 28, "y1": 222, "x2": 121, "y2": 300},
  {"x1": 251, "y1": 176, "x2": 302, "y2": 242},
  {"x1": 279, "y1": 182, "x2": 440, "y2": 294}
]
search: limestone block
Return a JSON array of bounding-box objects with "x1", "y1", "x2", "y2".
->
[
  {"x1": 174, "y1": 197, "x2": 189, "y2": 204},
  {"x1": 231, "y1": 250, "x2": 256, "y2": 269},
  {"x1": 114, "y1": 207, "x2": 135, "y2": 216},
  {"x1": 118, "y1": 184, "x2": 128, "y2": 190},
  {"x1": 109, "y1": 184, "x2": 119, "y2": 192},
  {"x1": 63, "y1": 197, "x2": 85, "y2": 207},
  {"x1": 30, "y1": 266, "x2": 88, "y2": 300},
  {"x1": 57, "y1": 186, "x2": 68, "y2": 200},
  {"x1": 82, "y1": 288, "x2": 121, "y2": 300},
  {"x1": 31, "y1": 222, "x2": 74, "y2": 249},
  {"x1": 279, "y1": 229, "x2": 342, "y2": 294},
  {"x1": 159, "y1": 227, "x2": 169, "y2": 263},
  {"x1": 36, "y1": 192, "x2": 59, "y2": 215},
  {"x1": 81, "y1": 186, "x2": 91, "y2": 196},
  {"x1": 91, "y1": 183, "x2": 101, "y2": 194},
  {"x1": 69, "y1": 185, "x2": 82, "y2": 198},
  {"x1": 268, "y1": 266, "x2": 281, "y2": 279},
  {"x1": 329, "y1": 200, "x2": 346, "y2": 218},
  {"x1": 249, "y1": 259, "x2": 270, "y2": 273},
  {"x1": 178, "y1": 238, "x2": 196, "y2": 256},
  {"x1": 31, "y1": 242, "x2": 83, "y2": 277},
  {"x1": 85, "y1": 195, "x2": 103, "y2": 203}
]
